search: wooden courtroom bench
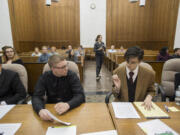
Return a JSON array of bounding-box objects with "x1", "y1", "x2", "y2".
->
[{"x1": 0, "y1": 103, "x2": 115, "y2": 135}]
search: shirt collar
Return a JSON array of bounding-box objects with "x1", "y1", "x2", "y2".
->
[{"x1": 126, "y1": 65, "x2": 139, "y2": 80}]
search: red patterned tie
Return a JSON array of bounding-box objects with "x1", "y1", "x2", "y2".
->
[{"x1": 129, "y1": 72, "x2": 134, "y2": 84}]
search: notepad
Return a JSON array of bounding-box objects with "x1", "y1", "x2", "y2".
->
[
  {"x1": 0, "y1": 105, "x2": 15, "y2": 119},
  {"x1": 112, "y1": 102, "x2": 140, "y2": 118},
  {"x1": 134, "y1": 102, "x2": 169, "y2": 119},
  {"x1": 0, "y1": 123, "x2": 22, "y2": 135},
  {"x1": 46, "y1": 125, "x2": 76, "y2": 135},
  {"x1": 80, "y1": 130, "x2": 118, "y2": 135},
  {"x1": 138, "y1": 119, "x2": 179, "y2": 135}
]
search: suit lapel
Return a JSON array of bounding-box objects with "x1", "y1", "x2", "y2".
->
[
  {"x1": 135, "y1": 66, "x2": 144, "y2": 101},
  {"x1": 121, "y1": 67, "x2": 129, "y2": 101}
]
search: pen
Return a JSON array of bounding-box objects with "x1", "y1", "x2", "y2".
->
[{"x1": 164, "y1": 104, "x2": 170, "y2": 113}]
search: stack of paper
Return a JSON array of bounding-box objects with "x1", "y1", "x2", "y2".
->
[
  {"x1": 112, "y1": 102, "x2": 140, "y2": 118},
  {"x1": 0, "y1": 123, "x2": 22, "y2": 135},
  {"x1": 46, "y1": 125, "x2": 76, "y2": 135},
  {"x1": 46, "y1": 110, "x2": 71, "y2": 126},
  {"x1": 138, "y1": 119, "x2": 178, "y2": 135},
  {"x1": 80, "y1": 130, "x2": 118, "y2": 135},
  {"x1": 0, "y1": 105, "x2": 15, "y2": 119},
  {"x1": 134, "y1": 102, "x2": 169, "y2": 119}
]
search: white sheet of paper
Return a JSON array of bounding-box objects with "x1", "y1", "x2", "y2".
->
[
  {"x1": 0, "y1": 105, "x2": 15, "y2": 119},
  {"x1": 112, "y1": 102, "x2": 140, "y2": 119},
  {"x1": 46, "y1": 125, "x2": 76, "y2": 135},
  {"x1": 46, "y1": 110, "x2": 71, "y2": 126},
  {"x1": 0, "y1": 123, "x2": 22, "y2": 135},
  {"x1": 138, "y1": 119, "x2": 179, "y2": 135},
  {"x1": 80, "y1": 130, "x2": 118, "y2": 135}
]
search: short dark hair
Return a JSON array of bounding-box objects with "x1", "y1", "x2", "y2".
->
[
  {"x1": 174, "y1": 48, "x2": 180, "y2": 53},
  {"x1": 48, "y1": 54, "x2": 66, "y2": 68},
  {"x1": 124, "y1": 46, "x2": 144, "y2": 62}
]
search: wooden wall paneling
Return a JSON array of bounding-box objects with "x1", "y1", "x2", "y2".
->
[
  {"x1": 106, "y1": 0, "x2": 180, "y2": 50},
  {"x1": 8, "y1": 0, "x2": 80, "y2": 52}
]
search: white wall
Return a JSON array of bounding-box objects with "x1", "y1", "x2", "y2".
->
[
  {"x1": 80, "y1": 0, "x2": 106, "y2": 48},
  {"x1": 0, "y1": 0, "x2": 13, "y2": 50},
  {"x1": 174, "y1": 4, "x2": 180, "y2": 48}
]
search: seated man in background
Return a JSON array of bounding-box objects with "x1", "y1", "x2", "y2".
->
[
  {"x1": 107, "y1": 45, "x2": 117, "y2": 57},
  {"x1": 32, "y1": 47, "x2": 41, "y2": 56},
  {"x1": 74, "y1": 45, "x2": 84, "y2": 62},
  {"x1": 171, "y1": 48, "x2": 180, "y2": 59},
  {"x1": 38, "y1": 46, "x2": 51, "y2": 63},
  {"x1": 112, "y1": 46, "x2": 155, "y2": 110},
  {"x1": 0, "y1": 58, "x2": 26, "y2": 105},
  {"x1": 49, "y1": 46, "x2": 58, "y2": 56},
  {"x1": 32, "y1": 55, "x2": 85, "y2": 121},
  {"x1": 1, "y1": 46, "x2": 24, "y2": 65},
  {"x1": 66, "y1": 45, "x2": 74, "y2": 61}
]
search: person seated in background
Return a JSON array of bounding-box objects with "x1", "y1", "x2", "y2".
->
[
  {"x1": 49, "y1": 46, "x2": 58, "y2": 56},
  {"x1": 108, "y1": 45, "x2": 117, "y2": 53},
  {"x1": 32, "y1": 47, "x2": 41, "y2": 56},
  {"x1": 112, "y1": 46, "x2": 155, "y2": 110},
  {"x1": 1, "y1": 46, "x2": 24, "y2": 65},
  {"x1": 118, "y1": 46, "x2": 126, "y2": 54},
  {"x1": 38, "y1": 46, "x2": 51, "y2": 63},
  {"x1": 171, "y1": 48, "x2": 180, "y2": 59},
  {"x1": 175, "y1": 73, "x2": 180, "y2": 91},
  {"x1": 74, "y1": 45, "x2": 84, "y2": 62},
  {"x1": 0, "y1": 58, "x2": 26, "y2": 105},
  {"x1": 66, "y1": 45, "x2": 74, "y2": 61},
  {"x1": 32, "y1": 55, "x2": 85, "y2": 121},
  {"x1": 157, "y1": 47, "x2": 170, "y2": 61}
]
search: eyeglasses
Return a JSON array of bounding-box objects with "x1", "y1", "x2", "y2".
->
[
  {"x1": 53, "y1": 63, "x2": 68, "y2": 69},
  {"x1": 5, "y1": 51, "x2": 14, "y2": 53}
]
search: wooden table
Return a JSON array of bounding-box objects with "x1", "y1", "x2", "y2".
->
[
  {"x1": 0, "y1": 103, "x2": 115, "y2": 135},
  {"x1": 109, "y1": 102, "x2": 180, "y2": 135}
]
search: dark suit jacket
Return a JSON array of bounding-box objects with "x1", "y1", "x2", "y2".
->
[
  {"x1": 0, "y1": 69, "x2": 26, "y2": 104},
  {"x1": 175, "y1": 73, "x2": 180, "y2": 90},
  {"x1": 113, "y1": 65, "x2": 155, "y2": 101}
]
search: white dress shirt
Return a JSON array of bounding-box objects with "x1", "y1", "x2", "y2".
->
[{"x1": 126, "y1": 66, "x2": 139, "y2": 82}]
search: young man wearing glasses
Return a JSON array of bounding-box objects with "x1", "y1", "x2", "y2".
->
[
  {"x1": 112, "y1": 46, "x2": 155, "y2": 110},
  {"x1": 32, "y1": 54, "x2": 85, "y2": 121}
]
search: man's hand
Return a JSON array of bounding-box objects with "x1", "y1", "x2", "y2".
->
[
  {"x1": 112, "y1": 74, "x2": 121, "y2": 92},
  {"x1": 54, "y1": 102, "x2": 70, "y2": 115},
  {"x1": 39, "y1": 109, "x2": 53, "y2": 121},
  {"x1": 142, "y1": 95, "x2": 153, "y2": 110}
]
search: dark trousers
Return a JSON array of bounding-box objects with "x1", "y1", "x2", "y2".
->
[{"x1": 96, "y1": 55, "x2": 104, "y2": 77}]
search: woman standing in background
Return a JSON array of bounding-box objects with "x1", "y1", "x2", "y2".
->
[{"x1": 94, "y1": 35, "x2": 106, "y2": 81}]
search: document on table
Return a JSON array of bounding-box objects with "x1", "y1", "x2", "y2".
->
[
  {"x1": 0, "y1": 123, "x2": 22, "y2": 135},
  {"x1": 138, "y1": 119, "x2": 179, "y2": 135},
  {"x1": 80, "y1": 130, "x2": 118, "y2": 135},
  {"x1": 168, "y1": 107, "x2": 180, "y2": 112},
  {"x1": 46, "y1": 110, "x2": 71, "y2": 126},
  {"x1": 0, "y1": 105, "x2": 15, "y2": 119},
  {"x1": 134, "y1": 102, "x2": 169, "y2": 119},
  {"x1": 46, "y1": 125, "x2": 76, "y2": 135},
  {"x1": 112, "y1": 102, "x2": 140, "y2": 118}
]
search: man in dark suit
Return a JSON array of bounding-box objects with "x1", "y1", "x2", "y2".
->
[
  {"x1": 0, "y1": 58, "x2": 26, "y2": 105},
  {"x1": 112, "y1": 46, "x2": 155, "y2": 110}
]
